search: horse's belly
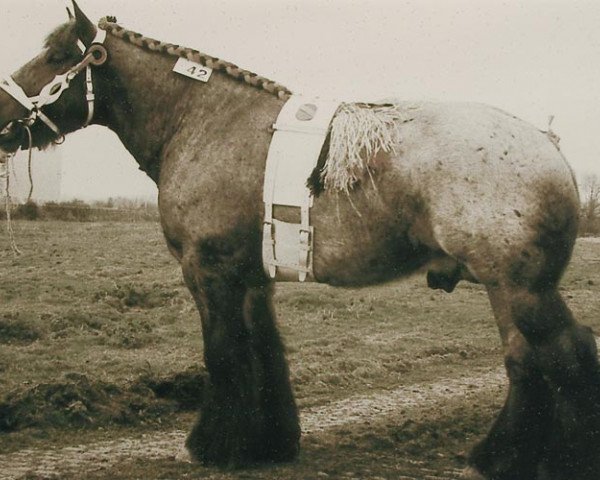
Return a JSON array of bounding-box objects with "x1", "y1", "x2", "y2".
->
[
  {"x1": 304, "y1": 189, "x2": 433, "y2": 286},
  {"x1": 312, "y1": 231, "x2": 432, "y2": 286}
]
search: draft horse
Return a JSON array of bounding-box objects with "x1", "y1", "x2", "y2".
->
[{"x1": 1, "y1": 3, "x2": 599, "y2": 479}]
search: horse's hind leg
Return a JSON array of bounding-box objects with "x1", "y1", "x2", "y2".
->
[
  {"x1": 468, "y1": 287, "x2": 553, "y2": 479},
  {"x1": 181, "y1": 238, "x2": 300, "y2": 467},
  {"x1": 513, "y1": 289, "x2": 600, "y2": 479},
  {"x1": 470, "y1": 284, "x2": 600, "y2": 480}
]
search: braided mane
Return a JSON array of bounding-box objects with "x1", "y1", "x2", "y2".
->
[{"x1": 97, "y1": 17, "x2": 292, "y2": 100}]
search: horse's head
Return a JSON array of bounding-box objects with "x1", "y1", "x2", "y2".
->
[{"x1": 0, "y1": 1, "x2": 108, "y2": 153}]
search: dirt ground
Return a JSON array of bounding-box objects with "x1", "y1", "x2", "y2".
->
[{"x1": 0, "y1": 222, "x2": 599, "y2": 479}]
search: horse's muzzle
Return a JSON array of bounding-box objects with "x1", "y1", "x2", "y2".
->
[{"x1": 0, "y1": 120, "x2": 25, "y2": 153}]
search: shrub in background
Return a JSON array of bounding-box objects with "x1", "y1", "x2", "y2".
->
[{"x1": 14, "y1": 201, "x2": 40, "y2": 221}]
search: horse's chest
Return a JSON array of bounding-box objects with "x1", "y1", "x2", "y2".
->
[{"x1": 158, "y1": 159, "x2": 263, "y2": 254}]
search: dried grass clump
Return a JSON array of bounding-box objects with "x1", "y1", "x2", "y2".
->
[{"x1": 322, "y1": 103, "x2": 404, "y2": 192}]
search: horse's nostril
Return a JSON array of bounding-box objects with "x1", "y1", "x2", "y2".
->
[
  {"x1": 0, "y1": 122, "x2": 14, "y2": 136},
  {"x1": 0, "y1": 120, "x2": 21, "y2": 138}
]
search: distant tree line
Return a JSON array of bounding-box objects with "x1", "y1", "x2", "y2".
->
[
  {"x1": 579, "y1": 173, "x2": 600, "y2": 236},
  {"x1": 0, "y1": 198, "x2": 159, "y2": 222},
  {"x1": 2, "y1": 183, "x2": 599, "y2": 235}
]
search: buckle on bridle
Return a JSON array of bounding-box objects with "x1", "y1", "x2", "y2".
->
[{"x1": 86, "y1": 44, "x2": 108, "y2": 66}]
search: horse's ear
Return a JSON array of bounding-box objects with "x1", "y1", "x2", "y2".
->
[
  {"x1": 72, "y1": 1, "x2": 96, "y2": 45},
  {"x1": 66, "y1": 7, "x2": 74, "y2": 20}
]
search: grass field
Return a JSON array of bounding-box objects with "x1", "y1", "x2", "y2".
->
[{"x1": 0, "y1": 221, "x2": 599, "y2": 479}]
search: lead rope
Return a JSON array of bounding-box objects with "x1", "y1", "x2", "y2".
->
[
  {"x1": 1, "y1": 151, "x2": 21, "y2": 256},
  {"x1": 1, "y1": 124, "x2": 34, "y2": 256},
  {"x1": 25, "y1": 126, "x2": 34, "y2": 202}
]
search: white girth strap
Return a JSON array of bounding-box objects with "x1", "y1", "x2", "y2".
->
[{"x1": 263, "y1": 95, "x2": 341, "y2": 282}]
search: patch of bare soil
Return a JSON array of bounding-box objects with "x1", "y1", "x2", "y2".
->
[
  {"x1": 301, "y1": 368, "x2": 504, "y2": 435},
  {"x1": 0, "y1": 367, "x2": 505, "y2": 480}
]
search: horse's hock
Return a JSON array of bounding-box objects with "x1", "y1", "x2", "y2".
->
[{"x1": 0, "y1": 3, "x2": 599, "y2": 479}]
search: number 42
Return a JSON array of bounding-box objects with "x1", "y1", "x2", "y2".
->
[
  {"x1": 173, "y1": 57, "x2": 213, "y2": 83},
  {"x1": 187, "y1": 65, "x2": 209, "y2": 79}
]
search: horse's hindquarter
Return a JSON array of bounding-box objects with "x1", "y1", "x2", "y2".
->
[{"x1": 311, "y1": 101, "x2": 579, "y2": 287}]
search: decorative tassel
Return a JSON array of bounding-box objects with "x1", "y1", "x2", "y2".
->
[{"x1": 322, "y1": 103, "x2": 404, "y2": 193}]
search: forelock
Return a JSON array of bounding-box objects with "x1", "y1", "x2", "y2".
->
[{"x1": 44, "y1": 20, "x2": 80, "y2": 53}]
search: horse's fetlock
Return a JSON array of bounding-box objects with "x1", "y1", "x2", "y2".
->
[
  {"x1": 535, "y1": 325, "x2": 600, "y2": 387},
  {"x1": 514, "y1": 316, "x2": 554, "y2": 345},
  {"x1": 504, "y1": 332, "x2": 536, "y2": 380},
  {"x1": 204, "y1": 341, "x2": 249, "y2": 381},
  {"x1": 512, "y1": 290, "x2": 573, "y2": 345},
  {"x1": 504, "y1": 356, "x2": 533, "y2": 383}
]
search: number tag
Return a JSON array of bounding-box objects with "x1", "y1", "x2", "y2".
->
[{"x1": 172, "y1": 57, "x2": 213, "y2": 83}]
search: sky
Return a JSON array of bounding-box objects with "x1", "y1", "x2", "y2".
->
[{"x1": 1, "y1": 0, "x2": 599, "y2": 200}]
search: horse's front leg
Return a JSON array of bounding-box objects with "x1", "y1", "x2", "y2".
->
[{"x1": 181, "y1": 240, "x2": 300, "y2": 468}]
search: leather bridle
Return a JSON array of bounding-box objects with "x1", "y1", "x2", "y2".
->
[{"x1": 0, "y1": 29, "x2": 108, "y2": 141}]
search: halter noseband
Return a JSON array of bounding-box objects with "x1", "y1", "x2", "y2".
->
[{"x1": 0, "y1": 29, "x2": 108, "y2": 139}]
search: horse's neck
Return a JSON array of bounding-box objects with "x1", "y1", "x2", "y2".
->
[{"x1": 101, "y1": 38, "x2": 280, "y2": 182}]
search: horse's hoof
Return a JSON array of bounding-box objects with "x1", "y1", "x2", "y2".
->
[
  {"x1": 186, "y1": 387, "x2": 300, "y2": 468},
  {"x1": 175, "y1": 446, "x2": 192, "y2": 464},
  {"x1": 461, "y1": 467, "x2": 487, "y2": 480}
]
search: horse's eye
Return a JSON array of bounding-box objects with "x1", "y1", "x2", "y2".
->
[{"x1": 47, "y1": 50, "x2": 69, "y2": 65}]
